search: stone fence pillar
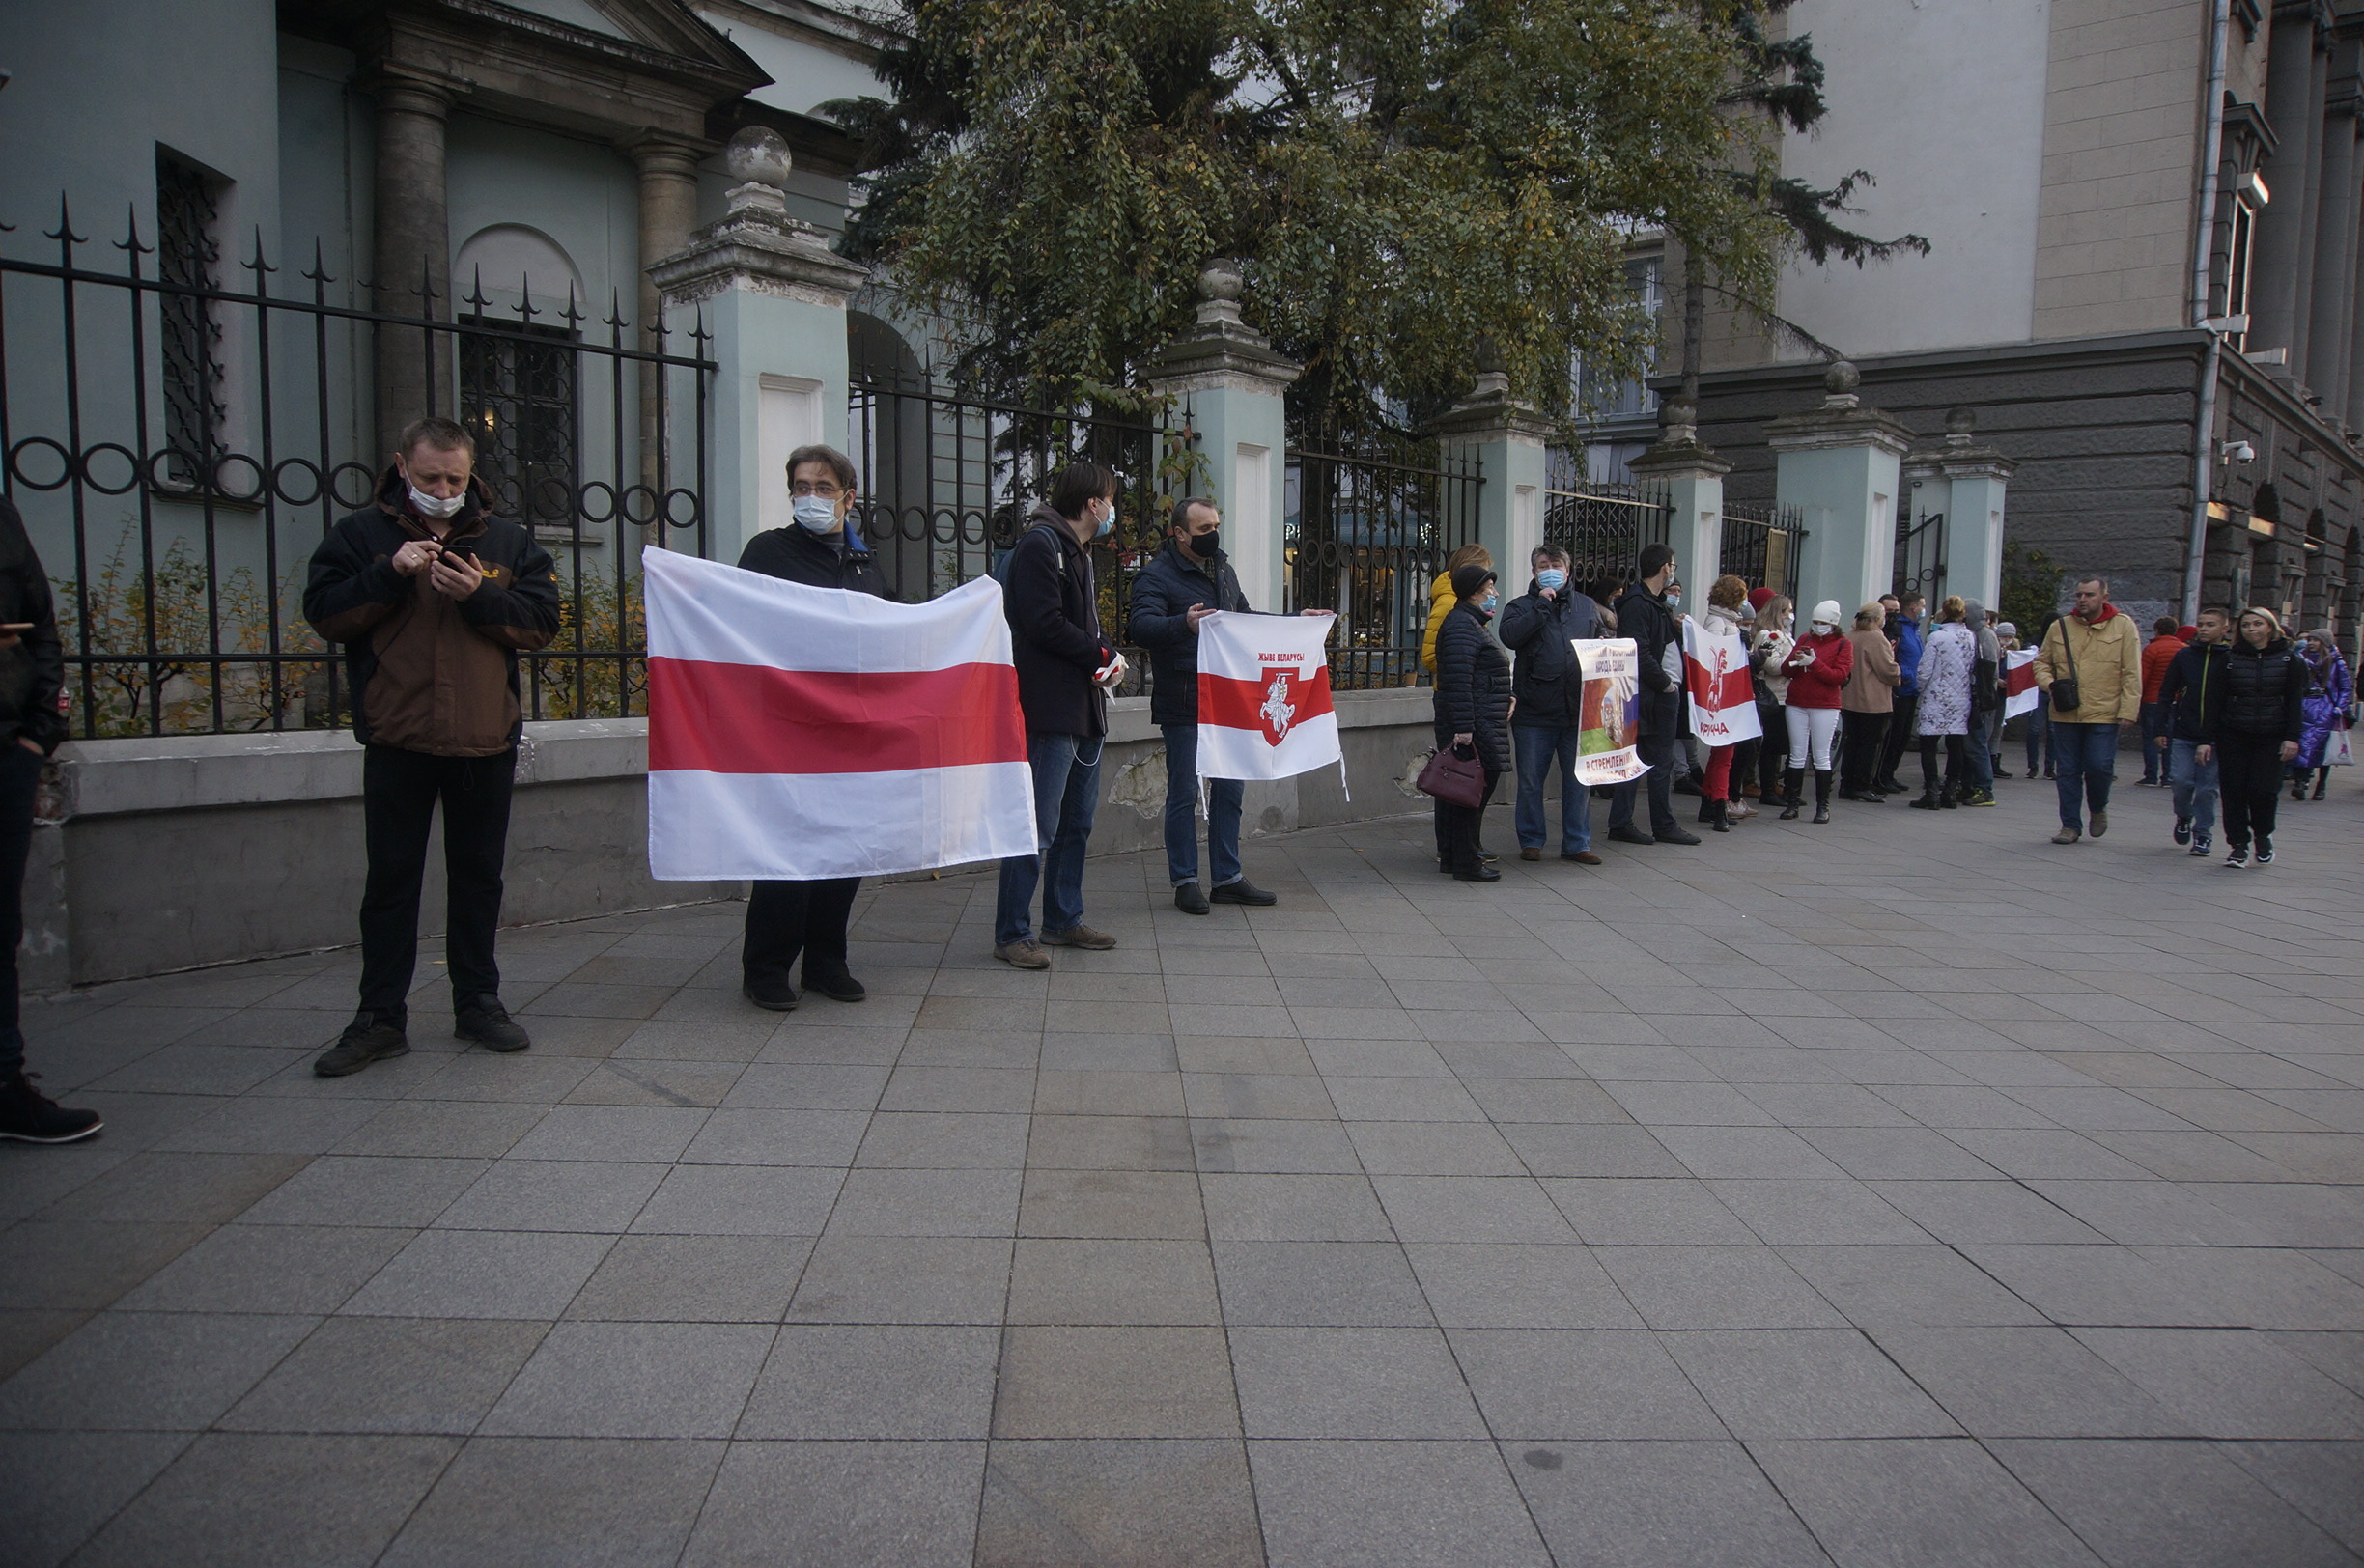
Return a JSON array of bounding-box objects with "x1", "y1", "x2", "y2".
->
[
  {"x1": 1626, "y1": 395, "x2": 1731, "y2": 593},
  {"x1": 1431, "y1": 347, "x2": 1551, "y2": 588},
  {"x1": 1768, "y1": 362, "x2": 1914, "y2": 613},
  {"x1": 1901, "y1": 407, "x2": 2018, "y2": 611}
]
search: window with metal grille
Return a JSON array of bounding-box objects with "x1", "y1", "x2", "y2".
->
[
  {"x1": 155, "y1": 149, "x2": 228, "y2": 485},
  {"x1": 459, "y1": 318, "x2": 581, "y2": 530}
]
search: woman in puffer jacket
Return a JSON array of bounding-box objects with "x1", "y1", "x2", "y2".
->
[
  {"x1": 1751, "y1": 594, "x2": 1796, "y2": 809},
  {"x1": 1421, "y1": 543, "x2": 1493, "y2": 675},
  {"x1": 2207, "y1": 607, "x2": 2308, "y2": 866},
  {"x1": 1778, "y1": 599, "x2": 1853, "y2": 823},
  {"x1": 1432, "y1": 563, "x2": 1513, "y2": 882},
  {"x1": 2289, "y1": 629, "x2": 2352, "y2": 801},
  {"x1": 1912, "y1": 596, "x2": 1978, "y2": 810}
]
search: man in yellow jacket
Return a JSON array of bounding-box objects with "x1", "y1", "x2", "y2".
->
[{"x1": 2034, "y1": 575, "x2": 2144, "y2": 844}]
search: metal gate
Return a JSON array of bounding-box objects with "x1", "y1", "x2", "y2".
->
[
  {"x1": 1895, "y1": 498, "x2": 1948, "y2": 604},
  {"x1": 1541, "y1": 451, "x2": 1672, "y2": 602},
  {"x1": 1284, "y1": 434, "x2": 1482, "y2": 689},
  {"x1": 1720, "y1": 499, "x2": 1806, "y2": 600},
  {"x1": 0, "y1": 196, "x2": 715, "y2": 738}
]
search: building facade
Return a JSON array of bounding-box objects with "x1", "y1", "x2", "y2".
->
[{"x1": 1669, "y1": 0, "x2": 2364, "y2": 640}]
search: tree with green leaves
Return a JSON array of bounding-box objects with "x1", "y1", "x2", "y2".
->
[{"x1": 829, "y1": 0, "x2": 1915, "y2": 439}]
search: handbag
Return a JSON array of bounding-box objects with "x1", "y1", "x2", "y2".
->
[
  {"x1": 1416, "y1": 744, "x2": 1488, "y2": 807},
  {"x1": 2048, "y1": 619, "x2": 2082, "y2": 714},
  {"x1": 2331, "y1": 727, "x2": 2355, "y2": 768}
]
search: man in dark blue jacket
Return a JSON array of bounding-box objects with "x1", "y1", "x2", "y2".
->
[
  {"x1": 1497, "y1": 544, "x2": 1605, "y2": 864},
  {"x1": 2155, "y1": 604, "x2": 2231, "y2": 856},
  {"x1": 995, "y1": 462, "x2": 1122, "y2": 968},
  {"x1": 1876, "y1": 589, "x2": 1925, "y2": 791}
]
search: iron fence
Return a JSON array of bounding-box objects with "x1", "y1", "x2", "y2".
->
[
  {"x1": 1896, "y1": 498, "x2": 1948, "y2": 604},
  {"x1": 1542, "y1": 452, "x2": 1672, "y2": 603},
  {"x1": 847, "y1": 369, "x2": 1193, "y2": 697},
  {"x1": 1284, "y1": 434, "x2": 1483, "y2": 689},
  {"x1": 0, "y1": 196, "x2": 714, "y2": 740},
  {"x1": 1720, "y1": 498, "x2": 1806, "y2": 601}
]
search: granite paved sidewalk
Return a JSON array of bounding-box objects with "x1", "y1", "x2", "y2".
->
[{"x1": 3, "y1": 774, "x2": 2362, "y2": 1567}]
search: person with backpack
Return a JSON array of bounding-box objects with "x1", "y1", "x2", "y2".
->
[{"x1": 2203, "y1": 607, "x2": 2308, "y2": 867}]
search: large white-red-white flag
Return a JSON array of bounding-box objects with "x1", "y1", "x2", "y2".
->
[
  {"x1": 1683, "y1": 617, "x2": 1762, "y2": 744},
  {"x1": 641, "y1": 547, "x2": 1036, "y2": 881},
  {"x1": 1196, "y1": 610, "x2": 1341, "y2": 781},
  {"x1": 2003, "y1": 648, "x2": 2040, "y2": 718}
]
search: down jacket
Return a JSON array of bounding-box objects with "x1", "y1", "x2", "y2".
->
[
  {"x1": 1781, "y1": 629, "x2": 1854, "y2": 711},
  {"x1": 1432, "y1": 600, "x2": 1513, "y2": 773},
  {"x1": 2207, "y1": 636, "x2": 2309, "y2": 744}
]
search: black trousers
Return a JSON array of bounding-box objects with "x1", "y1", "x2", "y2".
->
[
  {"x1": 1919, "y1": 734, "x2": 1966, "y2": 793},
  {"x1": 1842, "y1": 713, "x2": 1889, "y2": 794},
  {"x1": 0, "y1": 743, "x2": 41, "y2": 1077},
  {"x1": 1880, "y1": 692, "x2": 1920, "y2": 782},
  {"x1": 358, "y1": 745, "x2": 516, "y2": 1020},
  {"x1": 2216, "y1": 734, "x2": 2285, "y2": 848},
  {"x1": 1757, "y1": 703, "x2": 1788, "y2": 798},
  {"x1": 1436, "y1": 770, "x2": 1502, "y2": 873},
  {"x1": 744, "y1": 878, "x2": 861, "y2": 987}
]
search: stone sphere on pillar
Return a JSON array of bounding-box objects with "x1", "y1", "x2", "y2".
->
[
  {"x1": 1823, "y1": 359, "x2": 1861, "y2": 397},
  {"x1": 725, "y1": 126, "x2": 794, "y2": 189},
  {"x1": 1198, "y1": 261, "x2": 1244, "y2": 302}
]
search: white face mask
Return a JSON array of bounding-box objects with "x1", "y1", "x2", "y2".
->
[
  {"x1": 792, "y1": 495, "x2": 840, "y2": 532},
  {"x1": 408, "y1": 485, "x2": 464, "y2": 519},
  {"x1": 1811, "y1": 621, "x2": 1835, "y2": 633}
]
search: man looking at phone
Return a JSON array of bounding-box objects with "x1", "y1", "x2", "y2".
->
[
  {"x1": 303, "y1": 416, "x2": 561, "y2": 1076},
  {"x1": 0, "y1": 495, "x2": 99, "y2": 1142}
]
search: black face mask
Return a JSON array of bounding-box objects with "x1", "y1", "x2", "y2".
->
[{"x1": 1189, "y1": 529, "x2": 1222, "y2": 560}]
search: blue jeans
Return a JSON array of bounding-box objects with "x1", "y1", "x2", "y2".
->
[
  {"x1": 2052, "y1": 721, "x2": 2119, "y2": 831},
  {"x1": 1965, "y1": 717, "x2": 1995, "y2": 791},
  {"x1": 1513, "y1": 723, "x2": 1591, "y2": 854},
  {"x1": 2024, "y1": 697, "x2": 2051, "y2": 773},
  {"x1": 2138, "y1": 702, "x2": 2170, "y2": 781},
  {"x1": 996, "y1": 733, "x2": 1101, "y2": 945},
  {"x1": 2169, "y1": 738, "x2": 2219, "y2": 837},
  {"x1": 1160, "y1": 724, "x2": 1243, "y2": 888}
]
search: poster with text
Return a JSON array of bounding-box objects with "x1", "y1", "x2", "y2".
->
[{"x1": 1573, "y1": 638, "x2": 1649, "y2": 785}]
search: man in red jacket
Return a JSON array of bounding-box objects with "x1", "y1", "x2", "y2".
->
[{"x1": 2137, "y1": 616, "x2": 2183, "y2": 785}]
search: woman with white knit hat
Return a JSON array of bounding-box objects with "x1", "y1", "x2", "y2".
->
[{"x1": 1778, "y1": 599, "x2": 1855, "y2": 823}]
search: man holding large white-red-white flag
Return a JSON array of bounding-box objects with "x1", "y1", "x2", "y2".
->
[{"x1": 643, "y1": 443, "x2": 1036, "y2": 1012}]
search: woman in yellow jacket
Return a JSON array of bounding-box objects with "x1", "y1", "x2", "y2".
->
[
  {"x1": 2034, "y1": 576, "x2": 2146, "y2": 844},
  {"x1": 1421, "y1": 544, "x2": 1495, "y2": 674}
]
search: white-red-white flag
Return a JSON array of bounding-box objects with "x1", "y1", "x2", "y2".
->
[
  {"x1": 1196, "y1": 610, "x2": 1340, "y2": 781},
  {"x1": 642, "y1": 547, "x2": 1036, "y2": 880},
  {"x1": 1683, "y1": 617, "x2": 1762, "y2": 744},
  {"x1": 2003, "y1": 648, "x2": 2040, "y2": 718}
]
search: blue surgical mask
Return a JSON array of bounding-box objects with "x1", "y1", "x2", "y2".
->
[
  {"x1": 1536, "y1": 569, "x2": 1566, "y2": 592},
  {"x1": 1096, "y1": 502, "x2": 1116, "y2": 539},
  {"x1": 792, "y1": 495, "x2": 839, "y2": 532},
  {"x1": 1480, "y1": 592, "x2": 1500, "y2": 613},
  {"x1": 1665, "y1": 592, "x2": 1682, "y2": 610}
]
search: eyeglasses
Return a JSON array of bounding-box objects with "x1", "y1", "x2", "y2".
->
[{"x1": 790, "y1": 482, "x2": 844, "y2": 499}]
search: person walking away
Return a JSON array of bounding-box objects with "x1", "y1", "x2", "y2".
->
[
  {"x1": 2204, "y1": 608, "x2": 2308, "y2": 866},
  {"x1": 1910, "y1": 597, "x2": 1977, "y2": 810},
  {"x1": 1778, "y1": 601, "x2": 1853, "y2": 823},
  {"x1": 2035, "y1": 576, "x2": 2143, "y2": 845},
  {"x1": 2291, "y1": 629, "x2": 2352, "y2": 800},
  {"x1": 1129, "y1": 496, "x2": 1320, "y2": 912},
  {"x1": 1433, "y1": 564, "x2": 1513, "y2": 881},
  {"x1": 2137, "y1": 616, "x2": 2182, "y2": 785},
  {"x1": 1875, "y1": 590, "x2": 1926, "y2": 792},
  {"x1": 1751, "y1": 594, "x2": 1796, "y2": 808},
  {"x1": 0, "y1": 495, "x2": 98, "y2": 1141},
  {"x1": 1991, "y1": 621, "x2": 2022, "y2": 776},
  {"x1": 1498, "y1": 545, "x2": 1606, "y2": 863},
  {"x1": 302, "y1": 416, "x2": 560, "y2": 1077},
  {"x1": 2156, "y1": 605, "x2": 2231, "y2": 856},
  {"x1": 1689, "y1": 577, "x2": 1755, "y2": 831},
  {"x1": 1840, "y1": 602, "x2": 1900, "y2": 801},
  {"x1": 1421, "y1": 543, "x2": 1492, "y2": 676},
  {"x1": 1606, "y1": 544, "x2": 1701, "y2": 846},
  {"x1": 995, "y1": 462, "x2": 1127, "y2": 968},
  {"x1": 735, "y1": 444, "x2": 892, "y2": 1011},
  {"x1": 1958, "y1": 600, "x2": 2002, "y2": 804}
]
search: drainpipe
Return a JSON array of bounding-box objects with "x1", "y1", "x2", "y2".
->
[{"x1": 2184, "y1": 0, "x2": 2234, "y2": 621}]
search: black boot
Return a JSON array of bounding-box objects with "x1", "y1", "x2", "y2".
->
[
  {"x1": 1909, "y1": 784, "x2": 1940, "y2": 809},
  {"x1": 2292, "y1": 774, "x2": 2308, "y2": 801},
  {"x1": 1812, "y1": 770, "x2": 1833, "y2": 824},
  {"x1": 1698, "y1": 796, "x2": 1717, "y2": 824},
  {"x1": 1711, "y1": 798, "x2": 1731, "y2": 833},
  {"x1": 2314, "y1": 768, "x2": 2329, "y2": 800},
  {"x1": 1779, "y1": 768, "x2": 1805, "y2": 820}
]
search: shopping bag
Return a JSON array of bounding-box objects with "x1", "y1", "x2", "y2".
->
[{"x1": 2330, "y1": 727, "x2": 2354, "y2": 768}]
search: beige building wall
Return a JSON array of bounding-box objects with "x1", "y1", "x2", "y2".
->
[{"x1": 2032, "y1": 0, "x2": 2209, "y2": 338}]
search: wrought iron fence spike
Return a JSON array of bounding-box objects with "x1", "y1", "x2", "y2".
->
[
  {"x1": 515, "y1": 270, "x2": 541, "y2": 323},
  {"x1": 302, "y1": 238, "x2": 333, "y2": 289},
  {"x1": 560, "y1": 280, "x2": 583, "y2": 331},
  {"x1": 464, "y1": 265, "x2": 492, "y2": 317},
  {"x1": 114, "y1": 202, "x2": 153, "y2": 259},
  {"x1": 47, "y1": 191, "x2": 85, "y2": 247}
]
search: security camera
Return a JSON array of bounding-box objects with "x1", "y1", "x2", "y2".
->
[{"x1": 2222, "y1": 440, "x2": 2255, "y2": 463}]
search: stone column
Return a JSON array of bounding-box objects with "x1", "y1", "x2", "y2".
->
[
  {"x1": 1624, "y1": 395, "x2": 1731, "y2": 593},
  {"x1": 368, "y1": 69, "x2": 456, "y2": 460},
  {"x1": 1430, "y1": 343, "x2": 1553, "y2": 591},
  {"x1": 2254, "y1": 4, "x2": 2324, "y2": 366},
  {"x1": 1145, "y1": 265, "x2": 1301, "y2": 616},
  {"x1": 1908, "y1": 408, "x2": 2019, "y2": 610},
  {"x1": 625, "y1": 134, "x2": 707, "y2": 499},
  {"x1": 2309, "y1": 56, "x2": 2359, "y2": 406},
  {"x1": 1766, "y1": 363, "x2": 1914, "y2": 614},
  {"x1": 647, "y1": 128, "x2": 868, "y2": 566},
  {"x1": 2294, "y1": 31, "x2": 2332, "y2": 383}
]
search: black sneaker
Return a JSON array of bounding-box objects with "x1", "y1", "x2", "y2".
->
[
  {"x1": 2255, "y1": 838, "x2": 2275, "y2": 865},
  {"x1": 315, "y1": 1015, "x2": 410, "y2": 1078},
  {"x1": 455, "y1": 1000, "x2": 531, "y2": 1053},
  {"x1": 2225, "y1": 845, "x2": 2250, "y2": 868},
  {"x1": 743, "y1": 976, "x2": 800, "y2": 1011},
  {"x1": 1173, "y1": 882, "x2": 1211, "y2": 915},
  {"x1": 0, "y1": 1072, "x2": 102, "y2": 1143},
  {"x1": 2173, "y1": 816, "x2": 2191, "y2": 845},
  {"x1": 1210, "y1": 878, "x2": 1278, "y2": 907},
  {"x1": 802, "y1": 965, "x2": 867, "y2": 1003}
]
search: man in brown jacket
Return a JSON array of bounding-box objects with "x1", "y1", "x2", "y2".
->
[
  {"x1": 2034, "y1": 575, "x2": 2144, "y2": 844},
  {"x1": 303, "y1": 417, "x2": 561, "y2": 1075}
]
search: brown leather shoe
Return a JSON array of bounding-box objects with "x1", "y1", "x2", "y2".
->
[
  {"x1": 994, "y1": 940, "x2": 1051, "y2": 969},
  {"x1": 1040, "y1": 924, "x2": 1117, "y2": 950},
  {"x1": 1561, "y1": 851, "x2": 1604, "y2": 865},
  {"x1": 1519, "y1": 847, "x2": 1542, "y2": 861}
]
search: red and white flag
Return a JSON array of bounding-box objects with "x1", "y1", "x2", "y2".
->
[
  {"x1": 2003, "y1": 648, "x2": 2040, "y2": 718},
  {"x1": 1683, "y1": 617, "x2": 1762, "y2": 744},
  {"x1": 1196, "y1": 610, "x2": 1341, "y2": 781},
  {"x1": 642, "y1": 547, "x2": 1036, "y2": 881}
]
